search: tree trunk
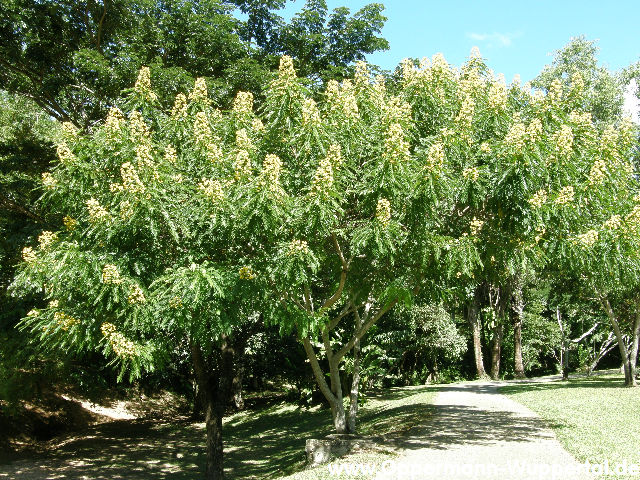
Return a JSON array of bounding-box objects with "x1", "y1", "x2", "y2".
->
[
  {"x1": 468, "y1": 287, "x2": 488, "y2": 379},
  {"x1": 511, "y1": 283, "x2": 526, "y2": 379},
  {"x1": 231, "y1": 363, "x2": 245, "y2": 410},
  {"x1": 347, "y1": 311, "x2": 362, "y2": 433},
  {"x1": 601, "y1": 295, "x2": 637, "y2": 387},
  {"x1": 629, "y1": 303, "x2": 640, "y2": 381},
  {"x1": 192, "y1": 340, "x2": 235, "y2": 480},
  {"x1": 490, "y1": 322, "x2": 503, "y2": 380}
]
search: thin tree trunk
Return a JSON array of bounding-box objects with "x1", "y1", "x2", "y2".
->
[
  {"x1": 192, "y1": 340, "x2": 235, "y2": 480},
  {"x1": 629, "y1": 302, "x2": 640, "y2": 380},
  {"x1": 511, "y1": 283, "x2": 526, "y2": 379},
  {"x1": 557, "y1": 307, "x2": 569, "y2": 381},
  {"x1": 600, "y1": 295, "x2": 637, "y2": 387},
  {"x1": 490, "y1": 321, "x2": 503, "y2": 380},
  {"x1": 347, "y1": 310, "x2": 362, "y2": 433},
  {"x1": 468, "y1": 287, "x2": 488, "y2": 379}
]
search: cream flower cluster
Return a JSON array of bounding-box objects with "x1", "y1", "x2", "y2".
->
[
  {"x1": 504, "y1": 122, "x2": 527, "y2": 150},
  {"x1": 194, "y1": 112, "x2": 212, "y2": 145},
  {"x1": 548, "y1": 79, "x2": 563, "y2": 104},
  {"x1": 198, "y1": 178, "x2": 224, "y2": 203},
  {"x1": 553, "y1": 125, "x2": 574, "y2": 157},
  {"x1": 129, "y1": 111, "x2": 150, "y2": 141},
  {"x1": 470, "y1": 217, "x2": 484, "y2": 236},
  {"x1": 535, "y1": 226, "x2": 546, "y2": 243},
  {"x1": 189, "y1": 77, "x2": 209, "y2": 103},
  {"x1": 252, "y1": 118, "x2": 265, "y2": 132},
  {"x1": 120, "y1": 200, "x2": 134, "y2": 220},
  {"x1": 233, "y1": 91, "x2": 254, "y2": 115},
  {"x1": 326, "y1": 144, "x2": 343, "y2": 169},
  {"x1": 555, "y1": 186, "x2": 575, "y2": 205},
  {"x1": 326, "y1": 80, "x2": 359, "y2": 119},
  {"x1": 569, "y1": 72, "x2": 585, "y2": 97},
  {"x1": 376, "y1": 198, "x2": 391, "y2": 226},
  {"x1": 86, "y1": 198, "x2": 109, "y2": 222},
  {"x1": 426, "y1": 142, "x2": 445, "y2": 170},
  {"x1": 260, "y1": 154, "x2": 285, "y2": 195},
  {"x1": 127, "y1": 284, "x2": 146, "y2": 304},
  {"x1": 238, "y1": 266, "x2": 256, "y2": 280},
  {"x1": 569, "y1": 111, "x2": 592, "y2": 129},
  {"x1": 354, "y1": 61, "x2": 370, "y2": 86},
  {"x1": 42, "y1": 172, "x2": 57, "y2": 189},
  {"x1": 105, "y1": 107, "x2": 125, "y2": 138},
  {"x1": 456, "y1": 96, "x2": 475, "y2": 125},
  {"x1": 171, "y1": 93, "x2": 188, "y2": 118},
  {"x1": 164, "y1": 145, "x2": 177, "y2": 164},
  {"x1": 588, "y1": 158, "x2": 607, "y2": 185},
  {"x1": 134, "y1": 66, "x2": 157, "y2": 101},
  {"x1": 577, "y1": 229, "x2": 598, "y2": 248},
  {"x1": 528, "y1": 189, "x2": 548, "y2": 208},
  {"x1": 54, "y1": 311, "x2": 80, "y2": 330},
  {"x1": 61, "y1": 121, "x2": 78, "y2": 138},
  {"x1": 278, "y1": 55, "x2": 297, "y2": 81},
  {"x1": 488, "y1": 78, "x2": 508, "y2": 110},
  {"x1": 480, "y1": 142, "x2": 491, "y2": 154},
  {"x1": 236, "y1": 129, "x2": 253, "y2": 151},
  {"x1": 22, "y1": 247, "x2": 37, "y2": 263},
  {"x1": 302, "y1": 98, "x2": 321, "y2": 126},
  {"x1": 102, "y1": 264, "x2": 122, "y2": 284},
  {"x1": 383, "y1": 97, "x2": 412, "y2": 125},
  {"x1": 234, "y1": 150, "x2": 252, "y2": 179},
  {"x1": 56, "y1": 143, "x2": 76, "y2": 164},
  {"x1": 121, "y1": 162, "x2": 146, "y2": 193},
  {"x1": 169, "y1": 296, "x2": 183, "y2": 309},
  {"x1": 101, "y1": 322, "x2": 137, "y2": 358},
  {"x1": 38, "y1": 231, "x2": 57, "y2": 250},
  {"x1": 459, "y1": 67, "x2": 484, "y2": 98},
  {"x1": 401, "y1": 58, "x2": 416, "y2": 82},
  {"x1": 288, "y1": 239, "x2": 309, "y2": 256},
  {"x1": 206, "y1": 143, "x2": 223, "y2": 164},
  {"x1": 463, "y1": 166, "x2": 480, "y2": 181},
  {"x1": 385, "y1": 123, "x2": 410, "y2": 164},
  {"x1": 310, "y1": 155, "x2": 334, "y2": 196},
  {"x1": 527, "y1": 118, "x2": 543, "y2": 143},
  {"x1": 604, "y1": 214, "x2": 622, "y2": 230},
  {"x1": 600, "y1": 126, "x2": 619, "y2": 156},
  {"x1": 340, "y1": 80, "x2": 359, "y2": 119},
  {"x1": 372, "y1": 75, "x2": 386, "y2": 106},
  {"x1": 63, "y1": 216, "x2": 77, "y2": 231}
]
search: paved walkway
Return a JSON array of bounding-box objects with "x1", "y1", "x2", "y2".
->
[{"x1": 376, "y1": 382, "x2": 591, "y2": 480}]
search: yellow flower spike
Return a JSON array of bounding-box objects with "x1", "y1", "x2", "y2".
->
[
  {"x1": 22, "y1": 247, "x2": 37, "y2": 263},
  {"x1": 233, "y1": 91, "x2": 254, "y2": 115},
  {"x1": 376, "y1": 198, "x2": 391, "y2": 226},
  {"x1": 102, "y1": 264, "x2": 122, "y2": 284}
]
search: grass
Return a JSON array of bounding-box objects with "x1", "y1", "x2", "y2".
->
[
  {"x1": 241, "y1": 386, "x2": 438, "y2": 479},
  {"x1": 0, "y1": 386, "x2": 437, "y2": 479},
  {"x1": 501, "y1": 374, "x2": 640, "y2": 480}
]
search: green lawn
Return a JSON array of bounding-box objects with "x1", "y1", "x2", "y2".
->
[
  {"x1": 245, "y1": 386, "x2": 437, "y2": 480},
  {"x1": 501, "y1": 375, "x2": 640, "y2": 480}
]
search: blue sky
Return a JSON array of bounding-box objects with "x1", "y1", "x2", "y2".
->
[{"x1": 280, "y1": 0, "x2": 640, "y2": 82}]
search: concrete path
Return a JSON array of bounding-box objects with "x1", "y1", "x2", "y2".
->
[{"x1": 375, "y1": 382, "x2": 592, "y2": 480}]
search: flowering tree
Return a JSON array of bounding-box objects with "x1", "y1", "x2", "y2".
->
[{"x1": 11, "y1": 59, "x2": 477, "y2": 476}]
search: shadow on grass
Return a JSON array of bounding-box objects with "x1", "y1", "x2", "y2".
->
[
  {"x1": 0, "y1": 387, "x2": 437, "y2": 480},
  {"x1": 499, "y1": 375, "x2": 627, "y2": 396}
]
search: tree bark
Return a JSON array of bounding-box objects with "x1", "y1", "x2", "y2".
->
[
  {"x1": 468, "y1": 286, "x2": 488, "y2": 379},
  {"x1": 490, "y1": 321, "x2": 503, "y2": 380},
  {"x1": 511, "y1": 283, "x2": 526, "y2": 379},
  {"x1": 600, "y1": 295, "x2": 637, "y2": 387},
  {"x1": 347, "y1": 310, "x2": 362, "y2": 433},
  {"x1": 192, "y1": 340, "x2": 235, "y2": 480}
]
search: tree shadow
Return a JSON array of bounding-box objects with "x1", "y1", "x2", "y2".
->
[{"x1": 499, "y1": 375, "x2": 627, "y2": 396}]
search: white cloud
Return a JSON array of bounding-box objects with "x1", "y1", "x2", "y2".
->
[{"x1": 466, "y1": 31, "x2": 521, "y2": 48}]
